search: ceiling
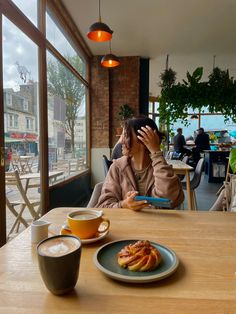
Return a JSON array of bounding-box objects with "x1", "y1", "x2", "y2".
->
[{"x1": 61, "y1": 0, "x2": 236, "y2": 59}]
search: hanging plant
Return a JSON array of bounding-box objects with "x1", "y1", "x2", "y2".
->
[
  {"x1": 159, "y1": 68, "x2": 176, "y2": 88},
  {"x1": 159, "y1": 66, "x2": 236, "y2": 125}
]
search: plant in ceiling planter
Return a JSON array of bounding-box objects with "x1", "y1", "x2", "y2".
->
[
  {"x1": 159, "y1": 68, "x2": 177, "y2": 88},
  {"x1": 116, "y1": 104, "x2": 134, "y2": 135},
  {"x1": 118, "y1": 104, "x2": 134, "y2": 123},
  {"x1": 159, "y1": 66, "x2": 236, "y2": 126}
]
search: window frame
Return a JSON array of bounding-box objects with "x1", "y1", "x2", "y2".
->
[{"x1": 0, "y1": 0, "x2": 91, "y2": 247}]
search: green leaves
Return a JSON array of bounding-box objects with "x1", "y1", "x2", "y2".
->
[
  {"x1": 118, "y1": 104, "x2": 134, "y2": 121},
  {"x1": 159, "y1": 68, "x2": 176, "y2": 88},
  {"x1": 159, "y1": 66, "x2": 236, "y2": 124}
]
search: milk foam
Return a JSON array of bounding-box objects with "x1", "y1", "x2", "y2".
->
[
  {"x1": 48, "y1": 242, "x2": 69, "y2": 255},
  {"x1": 72, "y1": 214, "x2": 96, "y2": 220},
  {"x1": 39, "y1": 236, "x2": 80, "y2": 257}
]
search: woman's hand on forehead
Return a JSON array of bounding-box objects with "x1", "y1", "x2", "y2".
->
[{"x1": 137, "y1": 125, "x2": 161, "y2": 153}]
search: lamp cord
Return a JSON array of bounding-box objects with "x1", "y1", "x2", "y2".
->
[
  {"x1": 166, "y1": 54, "x2": 169, "y2": 70},
  {"x1": 213, "y1": 55, "x2": 216, "y2": 70},
  {"x1": 99, "y1": 0, "x2": 101, "y2": 21},
  {"x1": 109, "y1": 40, "x2": 111, "y2": 54}
]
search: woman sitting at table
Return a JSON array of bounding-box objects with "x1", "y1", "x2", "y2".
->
[{"x1": 95, "y1": 116, "x2": 184, "y2": 210}]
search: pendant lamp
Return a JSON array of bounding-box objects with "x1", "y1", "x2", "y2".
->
[
  {"x1": 87, "y1": 0, "x2": 113, "y2": 42},
  {"x1": 101, "y1": 41, "x2": 120, "y2": 68}
]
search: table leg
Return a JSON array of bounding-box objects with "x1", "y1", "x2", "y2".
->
[{"x1": 185, "y1": 170, "x2": 193, "y2": 210}]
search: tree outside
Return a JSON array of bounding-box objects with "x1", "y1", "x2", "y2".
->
[{"x1": 47, "y1": 55, "x2": 85, "y2": 157}]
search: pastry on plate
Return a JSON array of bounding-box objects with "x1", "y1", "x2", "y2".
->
[{"x1": 117, "y1": 240, "x2": 161, "y2": 271}]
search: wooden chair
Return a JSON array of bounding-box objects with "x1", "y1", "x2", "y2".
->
[
  {"x1": 210, "y1": 174, "x2": 236, "y2": 212},
  {"x1": 225, "y1": 148, "x2": 236, "y2": 182},
  {"x1": 10, "y1": 154, "x2": 21, "y2": 173},
  {"x1": 5, "y1": 170, "x2": 41, "y2": 239}
]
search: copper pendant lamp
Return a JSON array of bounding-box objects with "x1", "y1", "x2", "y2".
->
[
  {"x1": 87, "y1": 0, "x2": 113, "y2": 42},
  {"x1": 101, "y1": 41, "x2": 120, "y2": 68}
]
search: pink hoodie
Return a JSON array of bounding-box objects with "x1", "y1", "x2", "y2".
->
[{"x1": 96, "y1": 154, "x2": 184, "y2": 208}]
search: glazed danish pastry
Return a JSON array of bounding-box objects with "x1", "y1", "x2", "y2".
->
[{"x1": 117, "y1": 240, "x2": 161, "y2": 271}]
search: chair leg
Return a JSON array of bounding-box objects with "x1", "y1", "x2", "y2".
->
[
  {"x1": 7, "y1": 204, "x2": 28, "y2": 239},
  {"x1": 192, "y1": 190, "x2": 197, "y2": 210}
]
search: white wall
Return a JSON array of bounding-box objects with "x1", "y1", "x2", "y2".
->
[{"x1": 149, "y1": 53, "x2": 236, "y2": 97}]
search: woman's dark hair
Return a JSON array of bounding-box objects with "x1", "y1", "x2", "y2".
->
[{"x1": 123, "y1": 116, "x2": 165, "y2": 150}]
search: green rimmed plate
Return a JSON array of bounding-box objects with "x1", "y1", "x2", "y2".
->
[{"x1": 93, "y1": 239, "x2": 179, "y2": 283}]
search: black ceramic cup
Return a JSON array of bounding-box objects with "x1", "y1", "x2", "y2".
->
[{"x1": 37, "y1": 235, "x2": 82, "y2": 295}]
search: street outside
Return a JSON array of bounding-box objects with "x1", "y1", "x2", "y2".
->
[{"x1": 5, "y1": 155, "x2": 86, "y2": 241}]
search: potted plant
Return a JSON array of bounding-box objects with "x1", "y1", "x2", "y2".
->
[{"x1": 116, "y1": 104, "x2": 134, "y2": 135}]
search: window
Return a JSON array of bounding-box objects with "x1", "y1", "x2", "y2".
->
[
  {"x1": 1, "y1": 0, "x2": 90, "y2": 245},
  {"x1": 26, "y1": 117, "x2": 33, "y2": 130},
  {"x1": 23, "y1": 99, "x2": 29, "y2": 111},
  {"x1": 12, "y1": 0, "x2": 38, "y2": 27},
  {"x1": 148, "y1": 97, "x2": 160, "y2": 127},
  {"x1": 6, "y1": 93, "x2": 12, "y2": 106},
  {"x1": 47, "y1": 51, "x2": 88, "y2": 181},
  {"x1": 8, "y1": 114, "x2": 18, "y2": 128},
  {"x1": 14, "y1": 114, "x2": 18, "y2": 128},
  {"x1": 149, "y1": 97, "x2": 236, "y2": 140},
  {"x1": 8, "y1": 114, "x2": 13, "y2": 127},
  {"x1": 46, "y1": 11, "x2": 86, "y2": 79}
]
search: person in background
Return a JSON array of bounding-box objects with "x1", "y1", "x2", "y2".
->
[
  {"x1": 173, "y1": 128, "x2": 192, "y2": 159},
  {"x1": 192, "y1": 127, "x2": 210, "y2": 164},
  {"x1": 7, "y1": 147, "x2": 12, "y2": 162},
  {"x1": 218, "y1": 130, "x2": 231, "y2": 144},
  {"x1": 95, "y1": 116, "x2": 184, "y2": 209}
]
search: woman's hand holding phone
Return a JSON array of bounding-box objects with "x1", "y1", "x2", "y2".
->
[{"x1": 121, "y1": 191, "x2": 149, "y2": 211}]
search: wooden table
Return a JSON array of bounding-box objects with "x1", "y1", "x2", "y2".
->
[
  {"x1": 20, "y1": 170, "x2": 64, "y2": 191},
  {"x1": 167, "y1": 160, "x2": 194, "y2": 210},
  {"x1": 1, "y1": 207, "x2": 236, "y2": 313}
]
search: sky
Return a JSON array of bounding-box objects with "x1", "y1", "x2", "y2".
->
[
  {"x1": 3, "y1": 16, "x2": 38, "y2": 90},
  {"x1": 3, "y1": 0, "x2": 85, "y2": 91}
]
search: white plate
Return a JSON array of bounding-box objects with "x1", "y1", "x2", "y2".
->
[
  {"x1": 93, "y1": 239, "x2": 179, "y2": 283},
  {"x1": 60, "y1": 225, "x2": 109, "y2": 244}
]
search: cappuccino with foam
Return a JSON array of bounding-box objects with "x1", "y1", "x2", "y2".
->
[
  {"x1": 38, "y1": 236, "x2": 80, "y2": 257},
  {"x1": 37, "y1": 235, "x2": 82, "y2": 295}
]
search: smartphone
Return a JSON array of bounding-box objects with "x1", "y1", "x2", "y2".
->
[{"x1": 134, "y1": 196, "x2": 172, "y2": 208}]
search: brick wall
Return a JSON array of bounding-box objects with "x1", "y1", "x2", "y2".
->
[{"x1": 91, "y1": 56, "x2": 140, "y2": 148}]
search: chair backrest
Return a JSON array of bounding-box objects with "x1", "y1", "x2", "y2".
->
[
  {"x1": 182, "y1": 155, "x2": 189, "y2": 164},
  {"x1": 111, "y1": 142, "x2": 123, "y2": 159},
  {"x1": 102, "y1": 155, "x2": 113, "y2": 176},
  {"x1": 190, "y1": 158, "x2": 205, "y2": 190},
  {"x1": 87, "y1": 182, "x2": 104, "y2": 208}
]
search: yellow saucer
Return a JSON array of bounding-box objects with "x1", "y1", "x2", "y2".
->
[{"x1": 60, "y1": 227, "x2": 109, "y2": 244}]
